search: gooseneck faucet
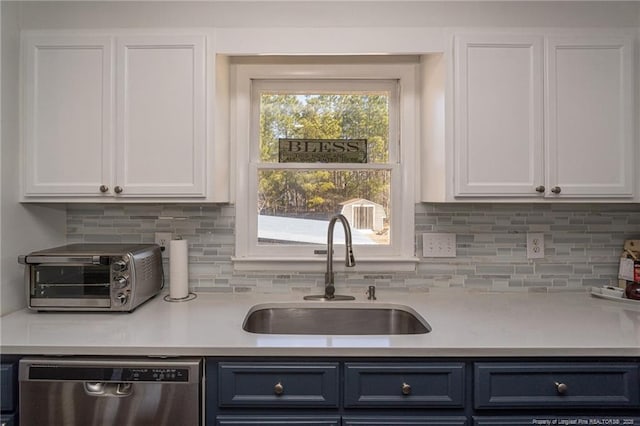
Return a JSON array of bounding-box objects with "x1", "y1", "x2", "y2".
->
[{"x1": 305, "y1": 214, "x2": 356, "y2": 301}]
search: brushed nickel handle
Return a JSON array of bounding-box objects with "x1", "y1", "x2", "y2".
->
[
  {"x1": 274, "y1": 382, "x2": 284, "y2": 395},
  {"x1": 555, "y1": 381, "x2": 568, "y2": 395},
  {"x1": 114, "y1": 186, "x2": 123, "y2": 194},
  {"x1": 551, "y1": 186, "x2": 561, "y2": 194},
  {"x1": 401, "y1": 382, "x2": 411, "y2": 395},
  {"x1": 535, "y1": 185, "x2": 545, "y2": 193},
  {"x1": 99, "y1": 185, "x2": 109, "y2": 193}
]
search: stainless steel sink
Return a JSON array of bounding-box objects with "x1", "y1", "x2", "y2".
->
[{"x1": 242, "y1": 302, "x2": 431, "y2": 335}]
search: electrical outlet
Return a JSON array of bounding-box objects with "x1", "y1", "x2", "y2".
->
[
  {"x1": 155, "y1": 232, "x2": 172, "y2": 258},
  {"x1": 422, "y1": 233, "x2": 456, "y2": 258},
  {"x1": 527, "y1": 233, "x2": 544, "y2": 259}
]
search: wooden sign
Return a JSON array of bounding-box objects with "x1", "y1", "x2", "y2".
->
[{"x1": 278, "y1": 139, "x2": 367, "y2": 163}]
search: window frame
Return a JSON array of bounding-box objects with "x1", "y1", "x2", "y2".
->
[{"x1": 232, "y1": 60, "x2": 418, "y2": 272}]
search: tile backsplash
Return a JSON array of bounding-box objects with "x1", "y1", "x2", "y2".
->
[{"x1": 67, "y1": 203, "x2": 640, "y2": 294}]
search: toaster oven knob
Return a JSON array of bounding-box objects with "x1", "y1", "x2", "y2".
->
[
  {"x1": 112, "y1": 260, "x2": 127, "y2": 272},
  {"x1": 113, "y1": 276, "x2": 128, "y2": 289},
  {"x1": 116, "y1": 292, "x2": 129, "y2": 306}
]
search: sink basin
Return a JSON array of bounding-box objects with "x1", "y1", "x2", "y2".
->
[{"x1": 242, "y1": 302, "x2": 431, "y2": 335}]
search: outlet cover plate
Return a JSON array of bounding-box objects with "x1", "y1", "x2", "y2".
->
[
  {"x1": 527, "y1": 232, "x2": 544, "y2": 259},
  {"x1": 155, "y1": 232, "x2": 172, "y2": 258},
  {"x1": 422, "y1": 233, "x2": 456, "y2": 258}
]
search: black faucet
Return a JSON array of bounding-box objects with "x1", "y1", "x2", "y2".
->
[{"x1": 305, "y1": 214, "x2": 356, "y2": 301}]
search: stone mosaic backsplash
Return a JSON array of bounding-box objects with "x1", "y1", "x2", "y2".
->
[{"x1": 66, "y1": 203, "x2": 640, "y2": 294}]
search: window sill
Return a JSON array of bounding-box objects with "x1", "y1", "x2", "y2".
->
[{"x1": 231, "y1": 256, "x2": 419, "y2": 273}]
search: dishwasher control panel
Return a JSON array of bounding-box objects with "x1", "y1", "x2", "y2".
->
[{"x1": 27, "y1": 365, "x2": 191, "y2": 382}]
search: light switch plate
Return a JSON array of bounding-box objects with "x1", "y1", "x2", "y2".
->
[
  {"x1": 422, "y1": 233, "x2": 456, "y2": 258},
  {"x1": 526, "y1": 233, "x2": 544, "y2": 259}
]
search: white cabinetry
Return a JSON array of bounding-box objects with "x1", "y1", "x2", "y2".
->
[
  {"x1": 454, "y1": 34, "x2": 544, "y2": 197},
  {"x1": 545, "y1": 36, "x2": 634, "y2": 198},
  {"x1": 447, "y1": 31, "x2": 636, "y2": 201},
  {"x1": 22, "y1": 32, "x2": 209, "y2": 201},
  {"x1": 22, "y1": 34, "x2": 113, "y2": 196}
]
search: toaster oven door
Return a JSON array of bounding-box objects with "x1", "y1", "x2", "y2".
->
[{"x1": 28, "y1": 263, "x2": 112, "y2": 308}]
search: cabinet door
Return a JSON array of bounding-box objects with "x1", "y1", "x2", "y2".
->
[
  {"x1": 344, "y1": 362, "x2": 465, "y2": 408},
  {"x1": 454, "y1": 34, "x2": 544, "y2": 197},
  {"x1": 474, "y1": 362, "x2": 640, "y2": 409},
  {"x1": 218, "y1": 362, "x2": 339, "y2": 408},
  {"x1": 215, "y1": 416, "x2": 341, "y2": 426},
  {"x1": 474, "y1": 417, "x2": 640, "y2": 426},
  {"x1": 344, "y1": 416, "x2": 468, "y2": 425},
  {"x1": 23, "y1": 34, "x2": 113, "y2": 196},
  {"x1": 116, "y1": 35, "x2": 206, "y2": 197},
  {"x1": 545, "y1": 35, "x2": 635, "y2": 198}
]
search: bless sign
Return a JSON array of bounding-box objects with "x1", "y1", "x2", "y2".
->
[{"x1": 278, "y1": 139, "x2": 367, "y2": 163}]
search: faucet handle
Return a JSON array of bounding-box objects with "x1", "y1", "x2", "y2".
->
[{"x1": 325, "y1": 285, "x2": 335, "y2": 299}]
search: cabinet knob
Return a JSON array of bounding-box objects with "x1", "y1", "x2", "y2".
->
[
  {"x1": 401, "y1": 382, "x2": 411, "y2": 395},
  {"x1": 99, "y1": 185, "x2": 109, "y2": 193},
  {"x1": 554, "y1": 381, "x2": 568, "y2": 395},
  {"x1": 114, "y1": 186, "x2": 123, "y2": 194},
  {"x1": 551, "y1": 186, "x2": 561, "y2": 194},
  {"x1": 274, "y1": 382, "x2": 284, "y2": 395},
  {"x1": 535, "y1": 185, "x2": 545, "y2": 193}
]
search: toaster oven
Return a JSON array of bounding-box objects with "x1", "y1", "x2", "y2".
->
[{"x1": 18, "y1": 243, "x2": 163, "y2": 312}]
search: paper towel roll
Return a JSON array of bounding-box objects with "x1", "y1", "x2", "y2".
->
[{"x1": 169, "y1": 239, "x2": 189, "y2": 299}]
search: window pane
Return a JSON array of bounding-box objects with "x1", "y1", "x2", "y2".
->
[
  {"x1": 259, "y1": 92, "x2": 389, "y2": 163},
  {"x1": 258, "y1": 169, "x2": 391, "y2": 245}
]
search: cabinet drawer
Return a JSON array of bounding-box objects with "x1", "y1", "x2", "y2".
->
[
  {"x1": 474, "y1": 363, "x2": 640, "y2": 409},
  {"x1": 218, "y1": 362, "x2": 339, "y2": 407},
  {"x1": 344, "y1": 416, "x2": 468, "y2": 425},
  {"x1": 0, "y1": 363, "x2": 17, "y2": 412},
  {"x1": 215, "y1": 415, "x2": 340, "y2": 426},
  {"x1": 474, "y1": 417, "x2": 640, "y2": 426},
  {"x1": 344, "y1": 363, "x2": 465, "y2": 408}
]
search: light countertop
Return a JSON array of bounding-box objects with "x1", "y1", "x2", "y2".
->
[{"x1": 1, "y1": 290, "x2": 639, "y2": 357}]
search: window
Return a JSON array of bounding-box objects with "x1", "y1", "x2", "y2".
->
[{"x1": 233, "y1": 59, "x2": 417, "y2": 271}]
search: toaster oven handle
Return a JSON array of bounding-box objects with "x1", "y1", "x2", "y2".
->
[{"x1": 18, "y1": 255, "x2": 108, "y2": 265}]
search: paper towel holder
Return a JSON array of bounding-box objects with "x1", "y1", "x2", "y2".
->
[{"x1": 164, "y1": 235, "x2": 197, "y2": 303}]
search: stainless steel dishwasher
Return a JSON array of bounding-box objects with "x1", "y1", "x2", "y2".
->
[{"x1": 19, "y1": 357, "x2": 202, "y2": 426}]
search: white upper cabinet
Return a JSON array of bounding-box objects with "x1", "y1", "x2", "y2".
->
[
  {"x1": 22, "y1": 34, "x2": 114, "y2": 196},
  {"x1": 448, "y1": 31, "x2": 636, "y2": 201},
  {"x1": 545, "y1": 35, "x2": 634, "y2": 198},
  {"x1": 116, "y1": 35, "x2": 206, "y2": 197},
  {"x1": 454, "y1": 34, "x2": 544, "y2": 197},
  {"x1": 21, "y1": 32, "x2": 211, "y2": 201}
]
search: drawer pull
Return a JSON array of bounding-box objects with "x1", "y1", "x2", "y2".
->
[
  {"x1": 554, "y1": 381, "x2": 568, "y2": 395},
  {"x1": 401, "y1": 382, "x2": 412, "y2": 395},
  {"x1": 274, "y1": 382, "x2": 284, "y2": 395}
]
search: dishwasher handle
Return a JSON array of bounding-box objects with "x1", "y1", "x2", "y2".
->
[{"x1": 84, "y1": 382, "x2": 133, "y2": 397}]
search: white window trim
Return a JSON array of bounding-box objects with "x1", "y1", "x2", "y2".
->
[{"x1": 231, "y1": 61, "x2": 419, "y2": 272}]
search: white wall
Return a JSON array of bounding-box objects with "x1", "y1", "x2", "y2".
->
[
  {"x1": 12, "y1": 1, "x2": 640, "y2": 29},
  {"x1": 1, "y1": 2, "x2": 66, "y2": 315}
]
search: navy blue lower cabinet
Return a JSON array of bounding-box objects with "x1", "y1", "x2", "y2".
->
[
  {"x1": 343, "y1": 416, "x2": 468, "y2": 425},
  {"x1": 1, "y1": 413, "x2": 16, "y2": 426},
  {"x1": 474, "y1": 362, "x2": 640, "y2": 410},
  {"x1": 1, "y1": 361, "x2": 18, "y2": 426},
  {"x1": 473, "y1": 417, "x2": 640, "y2": 425},
  {"x1": 218, "y1": 362, "x2": 339, "y2": 408},
  {"x1": 344, "y1": 363, "x2": 465, "y2": 408},
  {"x1": 0, "y1": 363, "x2": 17, "y2": 413},
  {"x1": 215, "y1": 415, "x2": 341, "y2": 426}
]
